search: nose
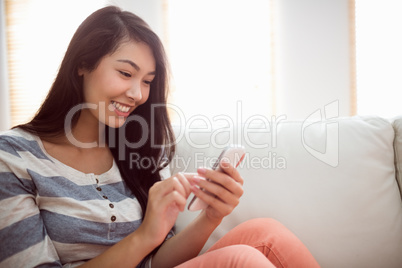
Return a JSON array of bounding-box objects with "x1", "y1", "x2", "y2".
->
[{"x1": 126, "y1": 81, "x2": 143, "y2": 102}]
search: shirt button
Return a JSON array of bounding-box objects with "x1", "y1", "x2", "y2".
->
[
  {"x1": 103, "y1": 195, "x2": 108, "y2": 199},
  {"x1": 111, "y1": 216, "x2": 116, "y2": 222},
  {"x1": 109, "y1": 203, "x2": 114, "y2": 209},
  {"x1": 96, "y1": 187, "x2": 102, "y2": 191}
]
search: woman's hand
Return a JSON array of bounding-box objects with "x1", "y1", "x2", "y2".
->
[
  {"x1": 138, "y1": 173, "x2": 192, "y2": 248},
  {"x1": 188, "y1": 159, "x2": 244, "y2": 222}
]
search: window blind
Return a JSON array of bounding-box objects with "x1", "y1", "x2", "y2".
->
[
  {"x1": 5, "y1": 0, "x2": 106, "y2": 127},
  {"x1": 5, "y1": 0, "x2": 38, "y2": 127}
]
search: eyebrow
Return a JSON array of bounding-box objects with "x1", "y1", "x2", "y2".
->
[{"x1": 117, "y1": 59, "x2": 156, "y2": 75}]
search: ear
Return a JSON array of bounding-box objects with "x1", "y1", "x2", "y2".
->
[
  {"x1": 78, "y1": 67, "x2": 85, "y2": 76},
  {"x1": 77, "y1": 62, "x2": 88, "y2": 76}
]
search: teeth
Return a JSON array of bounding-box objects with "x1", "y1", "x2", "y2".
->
[{"x1": 112, "y1": 101, "x2": 130, "y2": 113}]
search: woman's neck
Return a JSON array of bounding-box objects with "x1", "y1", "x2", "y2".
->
[
  {"x1": 40, "y1": 109, "x2": 113, "y2": 175},
  {"x1": 45, "y1": 109, "x2": 106, "y2": 148},
  {"x1": 68, "y1": 109, "x2": 106, "y2": 148}
]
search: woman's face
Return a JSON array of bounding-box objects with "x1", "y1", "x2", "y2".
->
[{"x1": 79, "y1": 40, "x2": 156, "y2": 128}]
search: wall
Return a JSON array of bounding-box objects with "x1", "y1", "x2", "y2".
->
[
  {"x1": 0, "y1": 0, "x2": 354, "y2": 129},
  {"x1": 275, "y1": 0, "x2": 352, "y2": 120},
  {"x1": 115, "y1": 0, "x2": 353, "y2": 121}
]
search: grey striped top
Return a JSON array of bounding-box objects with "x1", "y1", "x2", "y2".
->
[{"x1": 0, "y1": 128, "x2": 163, "y2": 267}]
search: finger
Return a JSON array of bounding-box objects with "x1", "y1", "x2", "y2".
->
[
  {"x1": 169, "y1": 175, "x2": 187, "y2": 199},
  {"x1": 182, "y1": 172, "x2": 198, "y2": 177},
  {"x1": 175, "y1": 172, "x2": 192, "y2": 197},
  {"x1": 218, "y1": 159, "x2": 244, "y2": 185},
  {"x1": 162, "y1": 190, "x2": 188, "y2": 211},
  {"x1": 194, "y1": 176, "x2": 242, "y2": 205},
  {"x1": 187, "y1": 175, "x2": 206, "y2": 186},
  {"x1": 198, "y1": 163, "x2": 243, "y2": 186},
  {"x1": 190, "y1": 185, "x2": 233, "y2": 215},
  {"x1": 150, "y1": 177, "x2": 186, "y2": 202},
  {"x1": 197, "y1": 168, "x2": 244, "y2": 197}
]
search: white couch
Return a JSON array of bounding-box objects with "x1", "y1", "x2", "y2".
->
[{"x1": 170, "y1": 115, "x2": 402, "y2": 268}]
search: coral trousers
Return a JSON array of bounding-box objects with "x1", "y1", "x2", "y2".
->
[{"x1": 175, "y1": 218, "x2": 320, "y2": 268}]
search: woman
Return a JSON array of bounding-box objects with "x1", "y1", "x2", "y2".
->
[{"x1": 0, "y1": 6, "x2": 319, "y2": 267}]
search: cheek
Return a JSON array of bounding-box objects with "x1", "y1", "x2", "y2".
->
[
  {"x1": 100, "y1": 77, "x2": 120, "y2": 97},
  {"x1": 82, "y1": 73, "x2": 104, "y2": 100},
  {"x1": 84, "y1": 75, "x2": 119, "y2": 102}
]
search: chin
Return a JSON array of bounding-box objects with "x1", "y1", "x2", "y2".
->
[{"x1": 103, "y1": 116, "x2": 127, "y2": 129}]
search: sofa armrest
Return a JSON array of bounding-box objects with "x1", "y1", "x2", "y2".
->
[{"x1": 392, "y1": 116, "x2": 402, "y2": 199}]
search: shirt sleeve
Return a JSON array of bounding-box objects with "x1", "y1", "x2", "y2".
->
[{"x1": 0, "y1": 137, "x2": 62, "y2": 267}]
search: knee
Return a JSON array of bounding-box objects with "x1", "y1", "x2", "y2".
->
[
  {"x1": 220, "y1": 245, "x2": 276, "y2": 268},
  {"x1": 233, "y1": 218, "x2": 320, "y2": 268},
  {"x1": 223, "y1": 218, "x2": 295, "y2": 254},
  {"x1": 235, "y1": 218, "x2": 287, "y2": 238},
  {"x1": 242, "y1": 218, "x2": 282, "y2": 229},
  {"x1": 239, "y1": 218, "x2": 305, "y2": 248}
]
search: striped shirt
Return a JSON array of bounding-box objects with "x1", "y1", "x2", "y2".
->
[{"x1": 0, "y1": 128, "x2": 168, "y2": 267}]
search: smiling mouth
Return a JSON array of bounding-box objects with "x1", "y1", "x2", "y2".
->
[{"x1": 111, "y1": 101, "x2": 131, "y2": 113}]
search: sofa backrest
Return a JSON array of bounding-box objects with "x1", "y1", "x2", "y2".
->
[{"x1": 171, "y1": 116, "x2": 402, "y2": 268}]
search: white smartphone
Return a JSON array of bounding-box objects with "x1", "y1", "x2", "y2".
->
[{"x1": 187, "y1": 145, "x2": 246, "y2": 211}]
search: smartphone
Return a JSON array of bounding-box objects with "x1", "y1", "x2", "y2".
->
[{"x1": 187, "y1": 145, "x2": 246, "y2": 211}]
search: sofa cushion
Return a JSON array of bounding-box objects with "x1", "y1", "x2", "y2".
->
[{"x1": 170, "y1": 116, "x2": 402, "y2": 267}]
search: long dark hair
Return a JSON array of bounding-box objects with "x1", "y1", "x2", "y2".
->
[{"x1": 16, "y1": 6, "x2": 175, "y2": 217}]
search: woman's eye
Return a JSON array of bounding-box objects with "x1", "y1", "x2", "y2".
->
[
  {"x1": 144, "y1": 80, "x2": 152, "y2": 85},
  {"x1": 119, "y1": 71, "x2": 131, "y2": 78}
]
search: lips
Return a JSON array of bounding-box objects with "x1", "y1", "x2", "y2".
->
[{"x1": 111, "y1": 101, "x2": 131, "y2": 113}]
